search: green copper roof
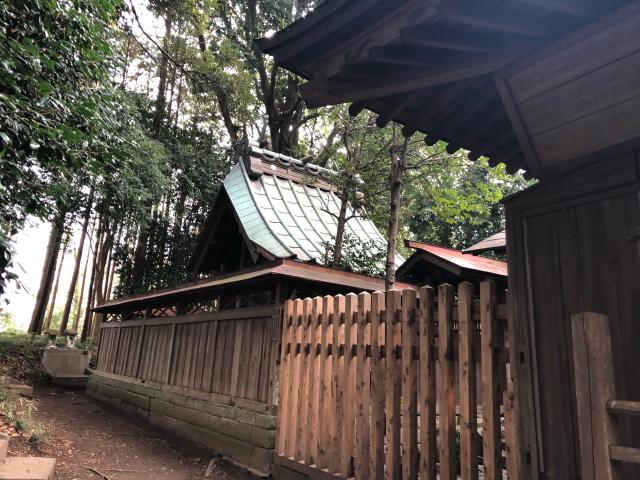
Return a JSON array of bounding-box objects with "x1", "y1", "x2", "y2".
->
[{"x1": 223, "y1": 154, "x2": 402, "y2": 267}]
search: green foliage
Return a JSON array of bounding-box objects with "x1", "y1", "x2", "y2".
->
[
  {"x1": 0, "y1": 310, "x2": 16, "y2": 333},
  {"x1": 404, "y1": 155, "x2": 532, "y2": 249},
  {"x1": 322, "y1": 233, "x2": 386, "y2": 277}
]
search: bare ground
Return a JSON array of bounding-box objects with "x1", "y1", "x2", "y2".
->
[{"x1": 5, "y1": 386, "x2": 257, "y2": 480}]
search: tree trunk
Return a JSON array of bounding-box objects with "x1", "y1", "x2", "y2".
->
[
  {"x1": 81, "y1": 218, "x2": 102, "y2": 342},
  {"x1": 59, "y1": 192, "x2": 93, "y2": 335},
  {"x1": 43, "y1": 235, "x2": 69, "y2": 333},
  {"x1": 72, "y1": 218, "x2": 94, "y2": 332},
  {"x1": 28, "y1": 212, "x2": 65, "y2": 334},
  {"x1": 384, "y1": 132, "x2": 411, "y2": 291},
  {"x1": 90, "y1": 228, "x2": 114, "y2": 342},
  {"x1": 152, "y1": 14, "x2": 173, "y2": 136},
  {"x1": 130, "y1": 214, "x2": 150, "y2": 294},
  {"x1": 332, "y1": 194, "x2": 349, "y2": 267}
]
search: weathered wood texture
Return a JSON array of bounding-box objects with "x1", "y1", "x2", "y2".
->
[
  {"x1": 504, "y1": 152, "x2": 640, "y2": 479},
  {"x1": 498, "y1": 2, "x2": 640, "y2": 174},
  {"x1": 274, "y1": 283, "x2": 514, "y2": 479},
  {"x1": 96, "y1": 305, "x2": 279, "y2": 404}
]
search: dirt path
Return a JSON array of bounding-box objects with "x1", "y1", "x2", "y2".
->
[{"x1": 6, "y1": 386, "x2": 256, "y2": 480}]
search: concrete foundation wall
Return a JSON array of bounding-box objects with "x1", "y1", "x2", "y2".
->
[{"x1": 87, "y1": 370, "x2": 276, "y2": 476}]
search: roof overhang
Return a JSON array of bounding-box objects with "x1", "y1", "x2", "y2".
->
[
  {"x1": 94, "y1": 259, "x2": 417, "y2": 313},
  {"x1": 399, "y1": 239, "x2": 508, "y2": 279},
  {"x1": 258, "y1": 0, "x2": 632, "y2": 179}
]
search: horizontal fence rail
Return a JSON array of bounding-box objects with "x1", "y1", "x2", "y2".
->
[
  {"x1": 96, "y1": 305, "x2": 280, "y2": 404},
  {"x1": 275, "y1": 281, "x2": 516, "y2": 480}
]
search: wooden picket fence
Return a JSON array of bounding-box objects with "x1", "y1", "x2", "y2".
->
[{"x1": 274, "y1": 280, "x2": 517, "y2": 480}]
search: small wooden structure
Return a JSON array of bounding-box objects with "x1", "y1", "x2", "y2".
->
[
  {"x1": 463, "y1": 230, "x2": 506, "y2": 255},
  {"x1": 260, "y1": 2, "x2": 640, "y2": 478},
  {"x1": 90, "y1": 143, "x2": 413, "y2": 475},
  {"x1": 397, "y1": 239, "x2": 507, "y2": 287}
]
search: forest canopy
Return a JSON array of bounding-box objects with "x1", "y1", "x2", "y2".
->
[{"x1": 0, "y1": 0, "x2": 530, "y2": 335}]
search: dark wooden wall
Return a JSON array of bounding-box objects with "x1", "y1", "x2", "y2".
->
[
  {"x1": 506, "y1": 152, "x2": 640, "y2": 479},
  {"x1": 498, "y1": 2, "x2": 640, "y2": 178},
  {"x1": 96, "y1": 305, "x2": 280, "y2": 405}
]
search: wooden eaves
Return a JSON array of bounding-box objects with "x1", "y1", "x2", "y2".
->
[
  {"x1": 93, "y1": 259, "x2": 417, "y2": 314},
  {"x1": 257, "y1": 0, "x2": 627, "y2": 178}
]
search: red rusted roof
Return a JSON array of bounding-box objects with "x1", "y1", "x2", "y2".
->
[
  {"x1": 404, "y1": 240, "x2": 508, "y2": 278},
  {"x1": 94, "y1": 259, "x2": 416, "y2": 313}
]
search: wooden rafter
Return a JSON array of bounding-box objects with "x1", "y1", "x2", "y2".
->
[
  {"x1": 301, "y1": 55, "x2": 514, "y2": 108},
  {"x1": 367, "y1": 45, "x2": 436, "y2": 68},
  {"x1": 517, "y1": 0, "x2": 601, "y2": 18},
  {"x1": 401, "y1": 79, "x2": 475, "y2": 135},
  {"x1": 441, "y1": 2, "x2": 550, "y2": 37},
  {"x1": 376, "y1": 90, "x2": 424, "y2": 128},
  {"x1": 400, "y1": 25, "x2": 500, "y2": 54}
]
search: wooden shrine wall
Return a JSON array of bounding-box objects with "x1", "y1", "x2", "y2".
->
[
  {"x1": 95, "y1": 305, "x2": 280, "y2": 405},
  {"x1": 505, "y1": 152, "x2": 640, "y2": 479}
]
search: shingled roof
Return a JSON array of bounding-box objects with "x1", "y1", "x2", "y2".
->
[
  {"x1": 190, "y1": 139, "x2": 400, "y2": 274},
  {"x1": 397, "y1": 239, "x2": 507, "y2": 284},
  {"x1": 463, "y1": 230, "x2": 506, "y2": 255}
]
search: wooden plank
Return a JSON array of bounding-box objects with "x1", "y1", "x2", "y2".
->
[
  {"x1": 308, "y1": 297, "x2": 323, "y2": 466},
  {"x1": 330, "y1": 295, "x2": 345, "y2": 474},
  {"x1": 369, "y1": 291, "x2": 385, "y2": 480},
  {"x1": 609, "y1": 446, "x2": 640, "y2": 464},
  {"x1": 458, "y1": 282, "x2": 478, "y2": 480},
  {"x1": 608, "y1": 400, "x2": 640, "y2": 418},
  {"x1": 301, "y1": 55, "x2": 513, "y2": 108},
  {"x1": 204, "y1": 320, "x2": 218, "y2": 393},
  {"x1": 418, "y1": 286, "x2": 436, "y2": 480},
  {"x1": 481, "y1": 280, "x2": 501, "y2": 480},
  {"x1": 385, "y1": 289, "x2": 402, "y2": 480},
  {"x1": 340, "y1": 293, "x2": 358, "y2": 477},
  {"x1": 99, "y1": 304, "x2": 277, "y2": 328},
  {"x1": 571, "y1": 312, "x2": 620, "y2": 480},
  {"x1": 437, "y1": 283, "x2": 456, "y2": 480},
  {"x1": 229, "y1": 319, "x2": 245, "y2": 398},
  {"x1": 401, "y1": 289, "x2": 418, "y2": 480},
  {"x1": 296, "y1": 298, "x2": 313, "y2": 463},
  {"x1": 285, "y1": 299, "x2": 304, "y2": 459},
  {"x1": 164, "y1": 323, "x2": 176, "y2": 385},
  {"x1": 520, "y1": 49, "x2": 640, "y2": 137},
  {"x1": 267, "y1": 313, "x2": 281, "y2": 405},
  {"x1": 276, "y1": 301, "x2": 294, "y2": 454},
  {"x1": 317, "y1": 295, "x2": 333, "y2": 470},
  {"x1": 507, "y1": 2, "x2": 640, "y2": 103},
  {"x1": 355, "y1": 292, "x2": 371, "y2": 480},
  {"x1": 504, "y1": 378, "x2": 518, "y2": 479}
]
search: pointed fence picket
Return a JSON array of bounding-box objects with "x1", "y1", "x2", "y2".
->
[{"x1": 274, "y1": 280, "x2": 515, "y2": 480}]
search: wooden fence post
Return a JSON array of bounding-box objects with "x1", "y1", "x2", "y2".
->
[
  {"x1": 340, "y1": 293, "x2": 358, "y2": 476},
  {"x1": 481, "y1": 279, "x2": 501, "y2": 480},
  {"x1": 331, "y1": 294, "x2": 345, "y2": 474},
  {"x1": 418, "y1": 286, "x2": 436, "y2": 480},
  {"x1": 370, "y1": 291, "x2": 385, "y2": 480},
  {"x1": 438, "y1": 284, "x2": 456, "y2": 480},
  {"x1": 355, "y1": 292, "x2": 371, "y2": 480},
  {"x1": 401, "y1": 289, "x2": 418, "y2": 480},
  {"x1": 458, "y1": 281, "x2": 478, "y2": 480},
  {"x1": 285, "y1": 298, "x2": 304, "y2": 458},
  {"x1": 296, "y1": 298, "x2": 314, "y2": 462},
  {"x1": 386, "y1": 289, "x2": 402, "y2": 480},
  {"x1": 571, "y1": 312, "x2": 620, "y2": 480},
  {"x1": 307, "y1": 297, "x2": 323, "y2": 466},
  {"x1": 318, "y1": 295, "x2": 333, "y2": 469},
  {"x1": 276, "y1": 300, "x2": 294, "y2": 454}
]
